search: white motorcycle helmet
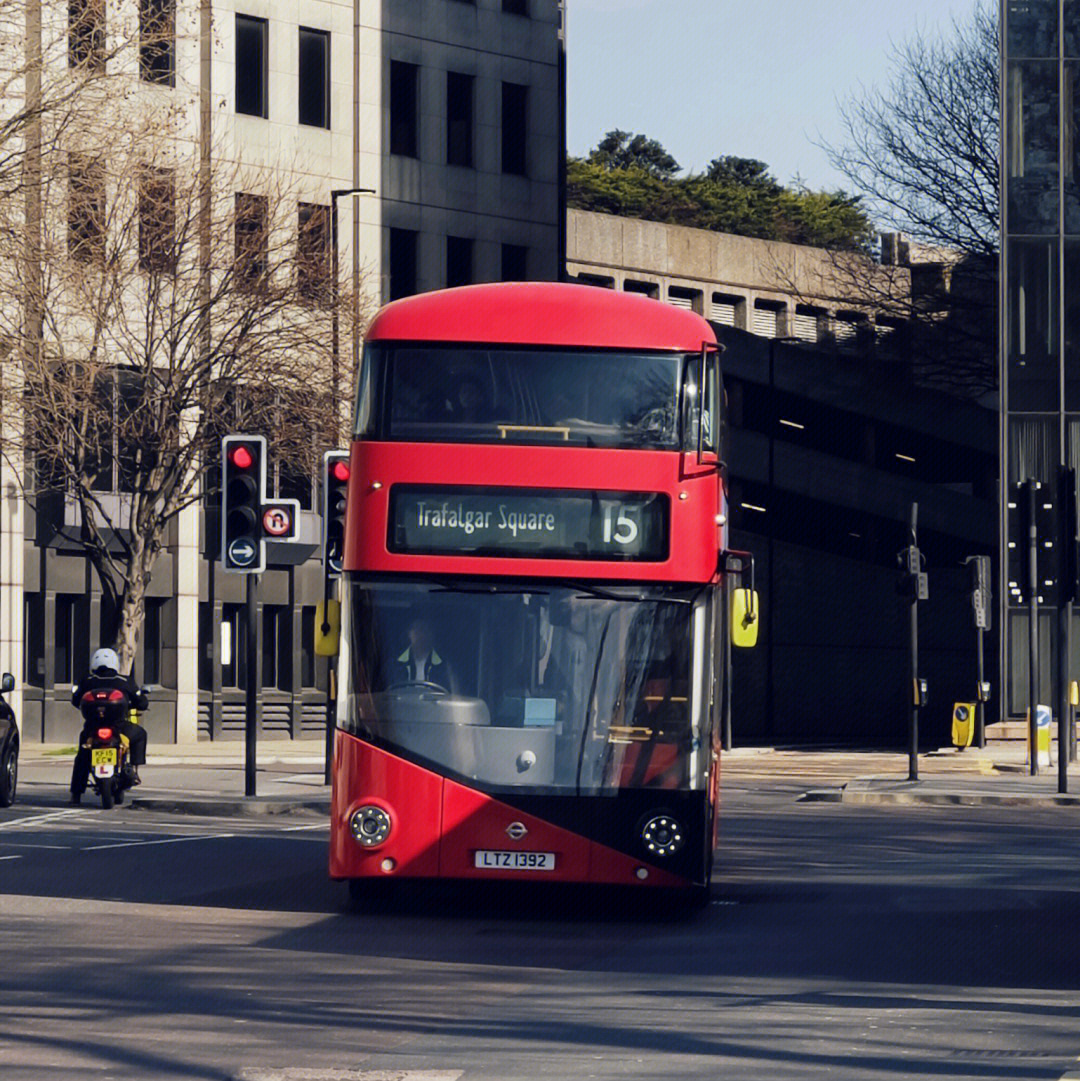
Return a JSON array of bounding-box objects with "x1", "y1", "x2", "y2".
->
[{"x1": 90, "y1": 648, "x2": 120, "y2": 677}]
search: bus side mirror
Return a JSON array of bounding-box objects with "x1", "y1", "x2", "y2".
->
[
  {"x1": 315, "y1": 599, "x2": 341, "y2": 657},
  {"x1": 731, "y1": 589, "x2": 760, "y2": 649},
  {"x1": 0, "y1": 673, "x2": 13, "y2": 694}
]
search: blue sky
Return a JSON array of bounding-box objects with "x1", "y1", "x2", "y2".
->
[{"x1": 566, "y1": 0, "x2": 983, "y2": 192}]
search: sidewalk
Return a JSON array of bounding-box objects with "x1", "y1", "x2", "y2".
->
[
  {"x1": 18, "y1": 739, "x2": 332, "y2": 817},
  {"x1": 723, "y1": 743, "x2": 1080, "y2": 807}
]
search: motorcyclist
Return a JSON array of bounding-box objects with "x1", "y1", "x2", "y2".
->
[{"x1": 70, "y1": 648, "x2": 149, "y2": 805}]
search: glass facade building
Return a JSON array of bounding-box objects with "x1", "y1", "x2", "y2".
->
[{"x1": 1002, "y1": 0, "x2": 1080, "y2": 713}]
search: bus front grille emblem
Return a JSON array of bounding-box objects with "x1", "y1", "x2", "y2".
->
[{"x1": 506, "y1": 822, "x2": 528, "y2": 841}]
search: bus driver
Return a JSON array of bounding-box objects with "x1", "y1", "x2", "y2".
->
[{"x1": 392, "y1": 613, "x2": 457, "y2": 691}]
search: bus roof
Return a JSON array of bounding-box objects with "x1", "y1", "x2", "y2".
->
[{"x1": 365, "y1": 282, "x2": 717, "y2": 352}]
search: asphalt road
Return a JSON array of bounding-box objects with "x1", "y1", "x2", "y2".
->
[{"x1": 2, "y1": 759, "x2": 1080, "y2": 1081}]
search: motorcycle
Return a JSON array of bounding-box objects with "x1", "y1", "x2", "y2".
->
[{"x1": 75, "y1": 687, "x2": 145, "y2": 809}]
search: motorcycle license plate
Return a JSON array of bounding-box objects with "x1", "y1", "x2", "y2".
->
[
  {"x1": 91, "y1": 749, "x2": 117, "y2": 767},
  {"x1": 474, "y1": 850, "x2": 556, "y2": 871}
]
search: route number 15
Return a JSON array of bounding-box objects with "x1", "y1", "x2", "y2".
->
[{"x1": 602, "y1": 505, "x2": 639, "y2": 546}]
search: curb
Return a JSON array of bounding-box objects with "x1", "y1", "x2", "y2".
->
[
  {"x1": 129, "y1": 795, "x2": 331, "y2": 818},
  {"x1": 797, "y1": 788, "x2": 843, "y2": 803},
  {"x1": 841, "y1": 777, "x2": 1080, "y2": 808}
]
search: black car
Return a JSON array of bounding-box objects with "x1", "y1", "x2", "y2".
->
[{"x1": 0, "y1": 673, "x2": 18, "y2": 807}]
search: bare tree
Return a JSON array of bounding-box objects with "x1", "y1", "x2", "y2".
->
[
  {"x1": 823, "y1": 1, "x2": 999, "y2": 257},
  {"x1": 0, "y1": 96, "x2": 373, "y2": 671},
  {"x1": 764, "y1": 2, "x2": 1000, "y2": 398}
]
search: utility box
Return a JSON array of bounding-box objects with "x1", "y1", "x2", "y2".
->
[{"x1": 951, "y1": 702, "x2": 975, "y2": 748}]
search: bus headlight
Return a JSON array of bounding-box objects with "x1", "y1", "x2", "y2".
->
[
  {"x1": 641, "y1": 815, "x2": 684, "y2": 857},
  {"x1": 349, "y1": 805, "x2": 392, "y2": 848}
]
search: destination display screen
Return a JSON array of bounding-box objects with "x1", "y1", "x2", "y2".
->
[{"x1": 389, "y1": 487, "x2": 669, "y2": 561}]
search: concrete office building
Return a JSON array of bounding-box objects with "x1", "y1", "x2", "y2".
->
[
  {"x1": 5, "y1": 0, "x2": 563, "y2": 744},
  {"x1": 568, "y1": 209, "x2": 997, "y2": 742}
]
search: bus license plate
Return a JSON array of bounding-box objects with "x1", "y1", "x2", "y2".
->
[
  {"x1": 474, "y1": 850, "x2": 555, "y2": 871},
  {"x1": 91, "y1": 749, "x2": 117, "y2": 767}
]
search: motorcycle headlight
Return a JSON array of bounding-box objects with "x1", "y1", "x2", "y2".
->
[
  {"x1": 349, "y1": 805, "x2": 392, "y2": 848},
  {"x1": 641, "y1": 814, "x2": 684, "y2": 857}
]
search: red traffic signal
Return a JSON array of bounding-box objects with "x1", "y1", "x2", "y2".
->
[
  {"x1": 229, "y1": 444, "x2": 255, "y2": 471},
  {"x1": 322, "y1": 451, "x2": 350, "y2": 578},
  {"x1": 221, "y1": 434, "x2": 267, "y2": 573}
]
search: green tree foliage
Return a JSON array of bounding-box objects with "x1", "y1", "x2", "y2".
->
[
  {"x1": 569, "y1": 134, "x2": 874, "y2": 252},
  {"x1": 589, "y1": 129, "x2": 680, "y2": 178}
]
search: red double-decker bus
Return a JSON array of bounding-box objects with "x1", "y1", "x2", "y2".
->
[{"x1": 329, "y1": 282, "x2": 755, "y2": 901}]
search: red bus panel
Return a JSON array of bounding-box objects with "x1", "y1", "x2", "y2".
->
[
  {"x1": 330, "y1": 732, "x2": 687, "y2": 888},
  {"x1": 344, "y1": 442, "x2": 724, "y2": 583}
]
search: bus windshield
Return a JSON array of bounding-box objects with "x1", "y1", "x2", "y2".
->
[
  {"x1": 339, "y1": 578, "x2": 709, "y2": 796},
  {"x1": 356, "y1": 344, "x2": 686, "y2": 449}
]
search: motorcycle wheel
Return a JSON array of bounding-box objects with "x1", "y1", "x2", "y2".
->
[
  {"x1": 114, "y1": 785, "x2": 125, "y2": 806},
  {"x1": 99, "y1": 776, "x2": 115, "y2": 810}
]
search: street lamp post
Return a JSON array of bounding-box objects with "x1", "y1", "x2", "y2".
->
[
  {"x1": 325, "y1": 187, "x2": 374, "y2": 785},
  {"x1": 329, "y1": 187, "x2": 375, "y2": 443}
]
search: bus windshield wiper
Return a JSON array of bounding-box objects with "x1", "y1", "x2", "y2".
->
[{"x1": 429, "y1": 583, "x2": 550, "y2": 596}]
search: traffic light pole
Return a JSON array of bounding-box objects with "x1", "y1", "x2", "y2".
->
[
  {"x1": 908, "y1": 503, "x2": 919, "y2": 783},
  {"x1": 975, "y1": 625, "x2": 986, "y2": 749},
  {"x1": 245, "y1": 573, "x2": 259, "y2": 797},
  {"x1": 1058, "y1": 599, "x2": 1070, "y2": 794},
  {"x1": 323, "y1": 570, "x2": 335, "y2": 786},
  {"x1": 1025, "y1": 480, "x2": 1040, "y2": 776}
]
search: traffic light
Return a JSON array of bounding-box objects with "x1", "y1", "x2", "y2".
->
[
  {"x1": 964, "y1": 554, "x2": 991, "y2": 630},
  {"x1": 322, "y1": 451, "x2": 350, "y2": 577},
  {"x1": 221, "y1": 435, "x2": 267, "y2": 573},
  {"x1": 896, "y1": 545, "x2": 928, "y2": 600}
]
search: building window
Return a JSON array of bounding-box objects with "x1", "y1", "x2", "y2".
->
[
  {"x1": 446, "y1": 72, "x2": 474, "y2": 167},
  {"x1": 143, "y1": 599, "x2": 165, "y2": 685},
  {"x1": 710, "y1": 292, "x2": 744, "y2": 327},
  {"x1": 24, "y1": 595, "x2": 44, "y2": 687},
  {"x1": 301, "y1": 606, "x2": 317, "y2": 687},
  {"x1": 261, "y1": 605, "x2": 290, "y2": 690},
  {"x1": 389, "y1": 61, "x2": 419, "y2": 157},
  {"x1": 138, "y1": 167, "x2": 176, "y2": 272},
  {"x1": 236, "y1": 14, "x2": 268, "y2": 118},
  {"x1": 575, "y1": 273, "x2": 615, "y2": 289},
  {"x1": 501, "y1": 82, "x2": 528, "y2": 176},
  {"x1": 501, "y1": 243, "x2": 527, "y2": 281},
  {"x1": 752, "y1": 299, "x2": 783, "y2": 338},
  {"x1": 446, "y1": 235, "x2": 473, "y2": 288},
  {"x1": 139, "y1": 0, "x2": 175, "y2": 86},
  {"x1": 503, "y1": 0, "x2": 529, "y2": 14},
  {"x1": 667, "y1": 285, "x2": 702, "y2": 313},
  {"x1": 792, "y1": 304, "x2": 822, "y2": 342},
  {"x1": 69, "y1": 0, "x2": 105, "y2": 70},
  {"x1": 221, "y1": 603, "x2": 246, "y2": 689},
  {"x1": 199, "y1": 603, "x2": 213, "y2": 690},
  {"x1": 234, "y1": 193, "x2": 269, "y2": 290},
  {"x1": 624, "y1": 279, "x2": 659, "y2": 299},
  {"x1": 297, "y1": 202, "x2": 330, "y2": 305},
  {"x1": 389, "y1": 227, "x2": 418, "y2": 300},
  {"x1": 68, "y1": 153, "x2": 105, "y2": 262},
  {"x1": 298, "y1": 27, "x2": 330, "y2": 128},
  {"x1": 54, "y1": 595, "x2": 88, "y2": 686}
]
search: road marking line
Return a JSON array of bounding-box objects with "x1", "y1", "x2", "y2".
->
[
  {"x1": 280, "y1": 822, "x2": 329, "y2": 832},
  {"x1": 0, "y1": 854, "x2": 22, "y2": 861},
  {"x1": 0, "y1": 808, "x2": 83, "y2": 831},
  {"x1": 0, "y1": 842, "x2": 71, "y2": 849},
  {"x1": 84, "y1": 832, "x2": 235, "y2": 851}
]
